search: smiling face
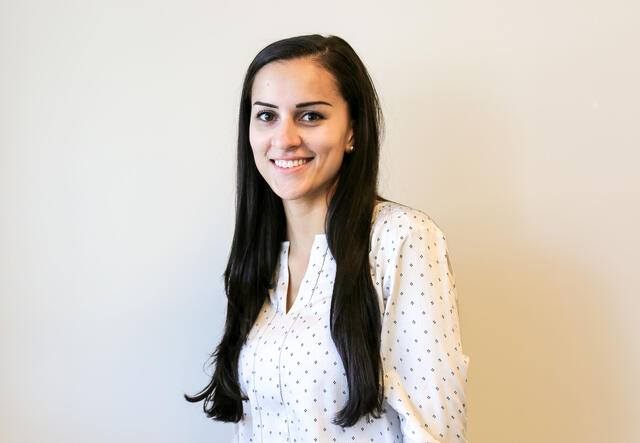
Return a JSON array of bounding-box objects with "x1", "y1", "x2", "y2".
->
[{"x1": 249, "y1": 57, "x2": 354, "y2": 206}]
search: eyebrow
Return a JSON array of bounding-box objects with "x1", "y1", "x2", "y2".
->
[{"x1": 252, "y1": 101, "x2": 333, "y2": 108}]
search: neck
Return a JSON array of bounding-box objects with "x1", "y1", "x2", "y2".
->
[{"x1": 282, "y1": 195, "x2": 328, "y2": 255}]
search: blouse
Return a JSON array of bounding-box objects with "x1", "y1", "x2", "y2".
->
[{"x1": 234, "y1": 201, "x2": 471, "y2": 442}]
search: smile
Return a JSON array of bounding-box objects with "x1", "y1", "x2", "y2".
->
[
  {"x1": 270, "y1": 157, "x2": 313, "y2": 174},
  {"x1": 273, "y1": 158, "x2": 312, "y2": 168}
]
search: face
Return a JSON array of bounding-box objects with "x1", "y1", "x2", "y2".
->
[{"x1": 249, "y1": 57, "x2": 354, "y2": 205}]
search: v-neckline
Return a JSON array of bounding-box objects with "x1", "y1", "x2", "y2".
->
[
  {"x1": 275, "y1": 201, "x2": 385, "y2": 315},
  {"x1": 280, "y1": 233, "x2": 326, "y2": 316}
]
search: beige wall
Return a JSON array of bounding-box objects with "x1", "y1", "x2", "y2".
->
[{"x1": 1, "y1": 1, "x2": 638, "y2": 442}]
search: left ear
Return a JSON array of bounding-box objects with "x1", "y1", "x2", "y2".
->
[{"x1": 345, "y1": 123, "x2": 354, "y2": 152}]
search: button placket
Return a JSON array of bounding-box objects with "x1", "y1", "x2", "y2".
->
[{"x1": 277, "y1": 237, "x2": 329, "y2": 443}]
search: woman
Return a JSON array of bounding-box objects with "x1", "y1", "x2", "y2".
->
[{"x1": 186, "y1": 34, "x2": 471, "y2": 442}]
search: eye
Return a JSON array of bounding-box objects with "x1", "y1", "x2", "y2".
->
[
  {"x1": 256, "y1": 110, "x2": 276, "y2": 122},
  {"x1": 301, "y1": 111, "x2": 324, "y2": 122}
]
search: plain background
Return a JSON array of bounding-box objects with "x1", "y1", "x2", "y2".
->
[{"x1": 1, "y1": 1, "x2": 639, "y2": 442}]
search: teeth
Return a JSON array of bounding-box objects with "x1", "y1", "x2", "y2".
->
[{"x1": 274, "y1": 158, "x2": 310, "y2": 168}]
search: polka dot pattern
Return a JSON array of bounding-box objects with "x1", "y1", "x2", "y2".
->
[{"x1": 234, "y1": 202, "x2": 470, "y2": 442}]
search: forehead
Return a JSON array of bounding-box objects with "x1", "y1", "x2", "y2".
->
[{"x1": 251, "y1": 57, "x2": 343, "y2": 104}]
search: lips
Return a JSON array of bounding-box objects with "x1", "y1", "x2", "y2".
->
[
  {"x1": 272, "y1": 158, "x2": 312, "y2": 168},
  {"x1": 271, "y1": 157, "x2": 313, "y2": 172}
]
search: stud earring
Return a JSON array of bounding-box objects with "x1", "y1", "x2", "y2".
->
[{"x1": 348, "y1": 145, "x2": 355, "y2": 153}]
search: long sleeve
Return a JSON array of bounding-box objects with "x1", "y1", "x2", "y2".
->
[{"x1": 379, "y1": 214, "x2": 470, "y2": 443}]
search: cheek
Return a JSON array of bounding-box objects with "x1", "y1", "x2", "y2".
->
[
  {"x1": 311, "y1": 129, "x2": 344, "y2": 153},
  {"x1": 330, "y1": 152, "x2": 345, "y2": 172},
  {"x1": 249, "y1": 127, "x2": 268, "y2": 155},
  {"x1": 315, "y1": 140, "x2": 345, "y2": 169},
  {"x1": 248, "y1": 125, "x2": 257, "y2": 151}
]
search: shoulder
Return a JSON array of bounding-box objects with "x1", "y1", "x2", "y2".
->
[
  {"x1": 370, "y1": 200, "x2": 451, "y2": 278},
  {"x1": 371, "y1": 200, "x2": 445, "y2": 246},
  {"x1": 369, "y1": 200, "x2": 453, "y2": 302}
]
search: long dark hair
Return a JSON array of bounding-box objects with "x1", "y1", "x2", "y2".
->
[{"x1": 185, "y1": 34, "x2": 387, "y2": 427}]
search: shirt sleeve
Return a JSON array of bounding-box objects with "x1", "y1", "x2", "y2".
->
[{"x1": 379, "y1": 216, "x2": 470, "y2": 443}]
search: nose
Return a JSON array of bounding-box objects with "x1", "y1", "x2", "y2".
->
[{"x1": 271, "y1": 116, "x2": 301, "y2": 150}]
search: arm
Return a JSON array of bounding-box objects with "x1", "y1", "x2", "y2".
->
[{"x1": 379, "y1": 215, "x2": 470, "y2": 442}]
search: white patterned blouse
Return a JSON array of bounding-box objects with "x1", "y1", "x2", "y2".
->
[{"x1": 234, "y1": 201, "x2": 471, "y2": 442}]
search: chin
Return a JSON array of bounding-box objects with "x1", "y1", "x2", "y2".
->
[
  {"x1": 275, "y1": 191, "x2": 305, "y2": 201},
  {"x1": 273, "y1": 185, "x2": 317, "y2": 202}
]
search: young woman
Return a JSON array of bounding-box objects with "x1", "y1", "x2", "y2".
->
[{"x1": 186, "y1": 34, "x2": 471, "y2": 442}]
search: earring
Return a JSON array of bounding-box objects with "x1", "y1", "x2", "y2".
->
[{"x1": 348, "y1": 145, "x2": 355, "y2": 153}]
